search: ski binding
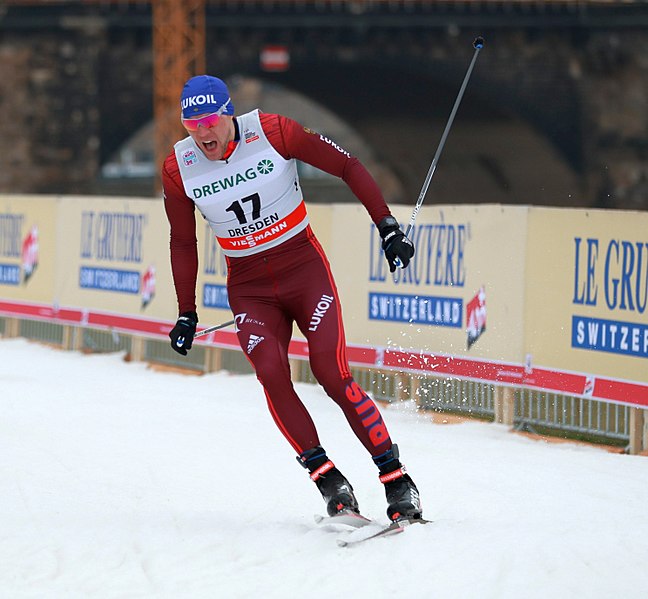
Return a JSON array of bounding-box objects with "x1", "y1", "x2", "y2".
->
[
  {"x1": 314, "y1": 510, "x2": 375, "y2": 529},
  {"x1": 336, "y1": 516, "x2": 431, "y2": 547}
]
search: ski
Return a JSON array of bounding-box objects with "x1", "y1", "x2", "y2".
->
[
  {"x1": 314, "y1": 510, "x2": 375, "y2": 529},
  {"x1": 336, "y1": 517, "x2": 431, "y2": 547}
]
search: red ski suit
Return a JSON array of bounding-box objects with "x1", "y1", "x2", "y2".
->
[{"x1": 163, "y1": 113, "x2": 394, "y2": 457}]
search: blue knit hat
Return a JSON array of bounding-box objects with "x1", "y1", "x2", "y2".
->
[{"x1": 180, "y1": 75, "x2": 234, "y2": 119}]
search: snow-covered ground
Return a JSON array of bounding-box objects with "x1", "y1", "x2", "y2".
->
[{"x1": 1, "y1": 338, "x2": 647, "y2": 599}]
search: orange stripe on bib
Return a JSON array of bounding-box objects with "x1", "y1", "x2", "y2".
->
[{"x1": 217, "y1": 200, "x2": 307, "y2": 252}]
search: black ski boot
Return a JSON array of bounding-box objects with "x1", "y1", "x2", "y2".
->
[
  {"x1": 373, "y1": 444, "x2": 422, "y2": 522},
  {"x1": 298, "y1": 446, "x2": 359, "y2": 516}
]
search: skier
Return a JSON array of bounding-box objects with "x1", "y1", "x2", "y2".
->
[{"x1": 162, "y1": 75, "x2": 422, "y2": 522}]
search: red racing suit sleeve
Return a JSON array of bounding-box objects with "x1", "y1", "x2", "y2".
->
[
  {"x1": 258, "y1": 112, "x2": 391, "y2": 226},
  {"x1": 162, "y1": 152, "x2": 198, "y2": 315}
]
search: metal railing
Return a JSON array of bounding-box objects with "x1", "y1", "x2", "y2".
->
[
  {"x1": 413, "y1": 375, "x2": 495, "y2": 419},
  {"x1": 18, "y1": 320, "x2": 65, "y2": 346},
  {"x1": 82, "y1": 328, "x2": 132, "y2": 354},
  {"x1": 144, "y1": 337, "x2": 206, "y2": 371},
  {"x1": 1, "y1": 316, "x2": 630, "y2": 445},
  {"x1": 516, "y1": 388, "x2": 629, "y2": 441}
]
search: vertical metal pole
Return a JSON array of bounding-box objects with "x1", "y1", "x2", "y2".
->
[{"x1": 403, "y1": 37, "x2": 484, "y2": 238}]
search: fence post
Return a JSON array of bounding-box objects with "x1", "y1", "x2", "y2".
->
[
  {"x1": 62, "y1": 325, "x2": 83, "y2": 351},
  {"x1": 290, "y1": 358, "x2": 302, "y2": 383},
  {"x1": 494, "y1": 385, "x2": 515, "y2": 426},
  {"x1": 4, "y1": 317, "x2": 19, "y2": 338},
  {"x1": 629, "y1": 407, "x2": 646, "y2": 455},
  {"x1": 204, "y1": 346, "x2": 223, "y2": 373},
  {"x1": 62, "y1": 325, "x2": 72, "y2": 350},
  {"x1": 130, "y1": 335, "x2": 145, "y2": 362},
  {"x1": 411, "y1": 374, "x2": 423, "y2": 409},
  {"x1": 395, "y1": 372, "x2": 410, "y2": 402}
]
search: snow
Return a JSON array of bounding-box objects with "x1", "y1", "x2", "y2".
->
[{"x1": 1, "y1": 337, "x2": 647, "y2": 599}]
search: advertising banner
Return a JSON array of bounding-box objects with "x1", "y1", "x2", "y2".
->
[
  {"x1": 0, "y1": 194, "x2": 57, "y2": 305},
  {"x1": 1, "y1": 194, "x2": 646, "y2": 405},
  {"x1": 525, "y1": 206, "x2": 648, "y2": 385},
  {"x1": 51, "y1": 196, "x2": 177, "y2": 333},
  {"x1": 320, "y1": 204, "x2": 528, "y2": 364}
]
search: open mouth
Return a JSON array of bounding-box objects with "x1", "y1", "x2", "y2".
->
[{"x1": 202, "y1": 141, "x2": 217, "y2": 152}]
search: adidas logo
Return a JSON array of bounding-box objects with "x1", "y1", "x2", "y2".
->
[{"x1": 247, "y1": 334, "x2": 264, "y2": 354}]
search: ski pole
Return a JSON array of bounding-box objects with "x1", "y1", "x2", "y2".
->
[
  {"x1": 403, "y1": 36, "x2": 484, "y2": 238},
  {"x1": 194, "y1": 318, "x2": 236, "y2": 338}
]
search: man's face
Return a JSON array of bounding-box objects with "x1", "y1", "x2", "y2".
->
[{"x1": 183, "y1": 113, "x2": 234, "y2": 161}]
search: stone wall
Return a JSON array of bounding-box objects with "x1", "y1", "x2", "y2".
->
[
  {"x1": 0, "y1": 20, "x2": 152, "y2": 195},
  {"x1": 581, "y1": 31, "x2": 648, "y2": 210},
  {"x1": 0, "y1": 13, "x2": 647, "y2": 210},
  {"x1": 0, "y1": 26, "x2": 106, "y2": 193}
]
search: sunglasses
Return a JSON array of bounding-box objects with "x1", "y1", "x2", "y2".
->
[{"x1": 181, "y1": 98, "x2": 231, "y2": 132}]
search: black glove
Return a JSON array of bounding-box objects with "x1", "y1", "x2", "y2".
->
[
  {"x1": 378, "y1": 216, "x2": 415, "y2": 273},
  {"x1": 169, "y1": 311, "x2": 198, "y2": 355}
]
